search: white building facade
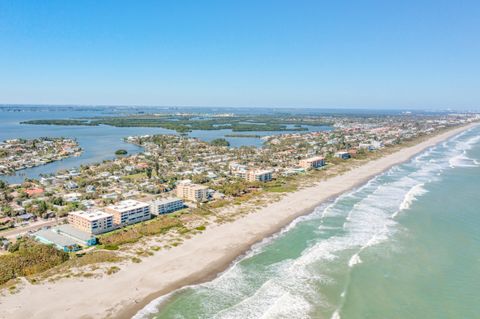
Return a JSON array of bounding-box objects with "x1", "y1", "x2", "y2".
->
[
  {"x1": 68, "y1": 210, "x2": 114, "y2": 235},
  {"x1": 105, "y1": 200, "x2": 151, "y2": 226},
  {"x1": 150, "y1": 197, "x2": 184, "y2": 215}
]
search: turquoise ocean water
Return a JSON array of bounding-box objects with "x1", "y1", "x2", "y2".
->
[{"x1": 133, "y1": 125, "x2": 480, "y2": 319}]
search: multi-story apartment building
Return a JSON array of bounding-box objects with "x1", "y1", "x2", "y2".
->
[
  {"x1": 229, "y1": 162, "x2": 248, "y2": 178},
  {"x1": 68, "y1": 210, "x2": 114, "y2": 235},
  {"x1": 104, "y1": 199, "x2": 151, "y2": 226},
  {"x1": 299, "y1": 156, "x2": 325, "y2": 169},
  {"x1": 246, "y1": 169, "x2": 273, "y2": 182},
  {"x1": 176, "y1": 180, "x2": 209, "y2": 202},
  {"x1": 150, "y1": 197, "x2": 184, "y2": 215}
]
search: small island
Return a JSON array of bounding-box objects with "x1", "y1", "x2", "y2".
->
[
  {"x1": 225, "y1": 134, "x2": 262, "y2": 138},
  {"x1": 209, "y1": 138, "x2": 230, "y2": 147},
  {"x1": 0, "y1": 137, "x2": 82, "y2": 175},
  {"x1": 115, "y1": 149, "x2": 128, "y2": 155}
]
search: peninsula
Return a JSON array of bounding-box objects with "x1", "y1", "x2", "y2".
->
[{"x1": 0, "y1": 138, "x2": 82, "y2": 176}]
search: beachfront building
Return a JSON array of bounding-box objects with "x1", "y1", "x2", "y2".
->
[
  {"x1": 176, "y1": 180, "x2": 209, "y2": 202},
  {"x1": 33, "y1": 229, "x2": 80, "y2": 252},
  {"x1": 335, "y1": 151, "x2": 351, "y2": 159},
  {"x1": 150, "y1": 197, "x2": 184, "y2": 215},
  {"x1": 55, "y1": 224, "x2": 97, "y2": 246},
  {"x1": 32, "y1": 224, "x2": 97, "y2": 252},
  {"x1": 246, "y1": 169, "x2": 273, "y2": 182},
  {"x1": 105, "y1": 199, "x2": 151, "y2": 226},
  {"x1": 359, "y1": 140, "x2": 384, "y2": 151},
  {"x1": 68, "y1": 210, "x2": 114, "y2": 235},
  {"x1": 299, "y1": 156, "x2": 325, "y2": 170}
]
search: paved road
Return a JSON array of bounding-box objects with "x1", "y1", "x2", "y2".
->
[{"x1": 1, "y1": 218, "x2": 66, "y2": 239}]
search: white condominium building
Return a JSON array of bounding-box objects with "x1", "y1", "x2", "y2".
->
[
  {"x1": 68, "y1": 210, "x2": 114, "y2": 235},
  {"x1": 246, "y1": 169, "x2": 273, "y2": 182},
  {"x1": 105, "y1": 199, "x2": 151, "y2": 226},
  {"x1": 299, "y1": 156, "x2": 325, "y2": 169},
  {"x1": 150, "y1": 197, "x2": 184, "y2": 215},
  {"x1": 176, "y1": 180, "x2": 209, "y2": 202}
]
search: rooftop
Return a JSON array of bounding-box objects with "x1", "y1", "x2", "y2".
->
[
  {"x1": 251, "y1": 169, "x2": 273, "y2": 175},
  {"x1": 69, "y1": 210, "x2": 113, "y2": 221},
  {"x1": 55, "y1": 224, "x2": 95, "y2": 241},
  {"x1": 177, "y1": 180, "x2": 208, "y2": 189},
  {"x1": 33, "y1": 229, "x2": 78, "y2": 248},
  {"x1": 152, "y1": 197, "x2": 183, "y2": 205},
  {"x1": 25, "y1": 188, "x2": 44, "y2": 196},
  {"x1": 302, "y1": 156, "x2": 325, "y2": 162},
  {"x1": 107, "y1": 199, "x2": 149, "y2": 212}
]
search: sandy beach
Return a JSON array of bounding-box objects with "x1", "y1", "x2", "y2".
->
[{"x1": 0, "y1": 123, "x2": 477, "y2": 319}]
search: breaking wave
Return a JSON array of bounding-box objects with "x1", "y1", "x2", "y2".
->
[
  {"x1": 395, "y1": 183, "x2": 427, "y2": 216},
  {"x1": 448, "y1": 132, "x2": 480, "y2": 168}
]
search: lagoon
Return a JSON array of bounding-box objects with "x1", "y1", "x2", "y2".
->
[{"x1": 0, "y1": 107, "x2": 331, "y2": 183}]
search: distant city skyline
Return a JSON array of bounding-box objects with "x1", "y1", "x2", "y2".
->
[{"x1": 1, "y1": 1, "x2": 479, "y2": 109}]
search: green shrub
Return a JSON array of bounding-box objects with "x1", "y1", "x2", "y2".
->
[
  {"x1": 106, "y1": 266, "x2": 120, "y2": 275},
  {"x1": 115, "y1": 149, "x2": 128, "y2": 155},
  {"x1": 0, "y1": 238, "x2": 69, "y2": 285},
  {"x1": 99, "y1": 216, "x2": 182, "y2": 247},
  {"x1": 64, "y1": 251, "x2": 121, "y2": 267}
]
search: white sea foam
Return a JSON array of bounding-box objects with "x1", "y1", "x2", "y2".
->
[
  {"x1": 449, "y1": 152, "x2": 479, "y2": 168},
  {"x1": 448, "y1": 133, "x2": 480, "y2": 168},
  {"x1": 131, "y1": 292, "x2": 178, "y2": 319},
  {"x1": 331, "y1": 310, "x2": 342, "y2": 319},
  {"x1": 348, "y1": 253, "x2": 362, "y2": 267},
  {"x1": 414, "y1": 147, "x2": 434, "y2": 162},
  {"x1": 257, "y1": 292, "x2": 312, "y2": 319},
  {"x1": 398, "y1": 183, "x2": 427, "y2": 212},
  {"x1": 318, "y1": 225, "x2": 342, "y2": 231},
  {"x1": 213, "y1": 278, "x2": 313, "y2": 319}
]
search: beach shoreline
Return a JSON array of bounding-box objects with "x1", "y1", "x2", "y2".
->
[{"x1": 0, "y1": 123, "x2": 477, "y2": 319}]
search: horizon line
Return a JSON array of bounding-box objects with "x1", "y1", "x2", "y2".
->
[{"x1": 1, "y1": 103, "x2": 479, "y2": 112}]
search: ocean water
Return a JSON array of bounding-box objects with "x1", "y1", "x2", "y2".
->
[{"x1": 134, "y1": 125, "x2": 480, "y2": 319}]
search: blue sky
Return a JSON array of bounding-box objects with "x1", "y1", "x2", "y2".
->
[{"x1": 0, "y1": 0, "x2": 479, "y2": 109}]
